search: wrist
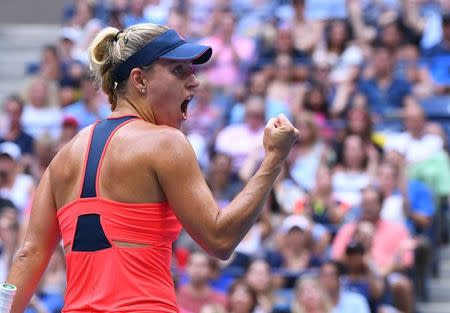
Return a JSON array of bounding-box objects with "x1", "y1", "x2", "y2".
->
[{"x1": 261, "y1": 153, "x2": 283, "y2": 173}]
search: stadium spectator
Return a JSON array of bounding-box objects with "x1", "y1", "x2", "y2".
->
[
  {"x1": 423, "y1": 13, "x2": 450, "y2": 91},
  {"x1": 0, "y1": 142, "x2": 34, "y2": 216},
  {"x1": 244, "y1": 259, "x2": 275, "y2": 313},
  {"x1": 359, "y1": 46, "x2": 412, "y2": 117},
  {"x1": 266, "y1": 54, "x2": 305, "y2": 120},
  {"x1": 226, "y1": 280, "x2": 258, "y2": 313},
  {"x1": 332, "y1": 134, "x2": 376, "y2": 208},
  {"x1": 313, "y1": 19, "x2": 363, "y2": 85},
  {"x1": 340, "y1": 240, "x2": 395, "y2": 313},
  {"x1": 177, "y1": 251, "x2": 227, "y2": 313},
  {"x1": 319, "y1": 260, "x2": 371, "y2": 313},
  {"x1": 331, "y1": 187, "x2": 415, "y2": 313},
  {"x1": 309, "y1": 165, "x2": 349, "y2": 232},
  {"x1": 289, "y1": 113, "x2": 330, "y2": 191},
  {"x1": 201, "y1": 9, "x2": 255, "y2": 91},
  {"x1": 207, "y1": 153, "x2": 243, "y2": 209},
  {"x1": 291, "y1": 275, "x2": 332, "y2": 313},
  {"x1": 0, "y1": 95, "x2": 34, "y2": 155},
  {"x1": 63, "y1": 73, "x2": 109, "y2": 129},
  {"x1": 215, "y1": 97, "x2": 265, "y2": 173},
  {"x1": 270, "y1": 215, "x2": 328, "y2": 288},
  {"x1": 21, "y1": 77, "x2": 62, "y2": 140}
]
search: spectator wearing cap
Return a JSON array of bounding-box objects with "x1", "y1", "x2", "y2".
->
[
  {"x1": 59, "y1": 27, "x2": 80, "y2": 63},
  {"x1": 0, "y1": 95, "x2": 34, "y2": 155},
  {"x1": 0, "y1": 142, "x2": 34, "y2": 216},
  {"x1": 269, "y1": 215, "x2": 329, "y2": 289},
  {"x1": 63, "y1": 73, "x2": 110, "y2": 129},
  {"x1": 358, "y1": 46, "x2": 412, "y2": 117},
  {"x1": 57, "y1": 116, "x2": 80, "y2": 151},
  {"x1": 319, "y1": 260, "x2": 371, "y2": 313},
  {"x1": 331, "y1": 187, "x2": 415, "y2": 313}
]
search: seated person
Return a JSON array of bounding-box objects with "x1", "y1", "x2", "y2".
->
[{"x1": 331, "y1": 187, "x2": 415, "y2": 313}]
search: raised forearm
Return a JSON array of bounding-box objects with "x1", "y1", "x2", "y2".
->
[{"x1": 214, "y1": 154, "x2": 282, "y2": 258}]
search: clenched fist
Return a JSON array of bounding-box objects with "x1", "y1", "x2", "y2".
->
[{"x1": 263, "y1": 114, "x2": 299, "y2": 163}]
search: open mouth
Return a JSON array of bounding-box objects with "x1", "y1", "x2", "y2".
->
[{"x1": 181, "y1": 96, "x2": 193, "y2": 116}]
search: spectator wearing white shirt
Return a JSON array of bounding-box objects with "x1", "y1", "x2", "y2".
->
[
  {"x1": 21, "y1": 77, "x2": 62, "y2": 141},
  {"x1": 384, "y1": 97, "x2": 443, "y2": 163}
]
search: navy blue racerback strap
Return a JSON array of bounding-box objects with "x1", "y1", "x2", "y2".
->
[{"x1": 80, "y1": 116, "x2": 137, "y2": 198}]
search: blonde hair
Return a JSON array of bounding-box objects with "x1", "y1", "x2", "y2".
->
[
  {"x1": 291, "y1": 276, "x2": 332, "y2": 313},
  {"x1": 88, "y1": 23, "x2": 169, "y2": 110}
]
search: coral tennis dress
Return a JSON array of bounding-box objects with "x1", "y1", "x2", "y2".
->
[{"x1": 57, "y1": 116, "x2": 182, "y2": 312}]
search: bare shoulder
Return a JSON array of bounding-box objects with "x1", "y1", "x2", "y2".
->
[
  {"x1": 48, "y1": 126, "x2": 92, "y2": 188},
  {"x1": 130, "y1": 122, "x2": 195, "y2": 164}
]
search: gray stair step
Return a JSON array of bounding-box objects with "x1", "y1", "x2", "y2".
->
[{"x1": 0, "y1": 24, "x2": 60, "y2": 102}]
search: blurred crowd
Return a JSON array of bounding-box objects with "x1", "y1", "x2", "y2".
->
[{"x1": 1, "y1": 0, "x2": 450, "y2": 312}]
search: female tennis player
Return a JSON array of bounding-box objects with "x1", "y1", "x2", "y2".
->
[{"x1": 6, "y1": 23, "x2": 299, "y2": 313}]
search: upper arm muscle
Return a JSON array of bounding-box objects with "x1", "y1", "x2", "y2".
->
[{"x1": 154, "y1": 129, "x2": 219, "y2": 251}]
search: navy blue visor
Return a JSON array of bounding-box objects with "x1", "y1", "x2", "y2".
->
[{"x1": 112, "y1": 29, "x2": 212, "y2": 83}]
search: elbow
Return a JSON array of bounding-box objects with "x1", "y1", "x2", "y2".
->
[
  {"x1": 211, "y1": 247, "x2": 233, "y2": 261},
  {"x1": 14, "y1": 242, "x2": 41, "y2": 262},
  {"x1": 206, "y1": 235, "x2": 235, "y2": 261}
]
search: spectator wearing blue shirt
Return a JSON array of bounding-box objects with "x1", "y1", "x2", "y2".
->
[
  {"x1": 63, "y1": 73, "x2": 109, "y2": 129},
  {"x1": 319, "y1": 260, "x2": 371, "y2": 313},
  {"x1": 359, "y1": 46, "x2": 412, "y2": 117},
  {"x1": 423, "y1": 13, "x2": 450, "y2": 89},
  {"x1": 123, "y1": 0, "x2": 151, "y2": 28}
]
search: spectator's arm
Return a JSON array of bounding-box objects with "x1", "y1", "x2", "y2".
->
[
  {"x1": 402, "y1": 0, "x2": 425, "y2": 34},
  {"x1": 365, "y1": 268, "x2": 386, "y2": 300},
  {"x1": 331, "y1": 223, "x2": 356, "y2": 261},
  {"x1": 293, "y1": 20, "x2": 324, "y2": 53},
  {"x1": 366, "y1": 144, "x2": 380, "y2": 182},
  {"x1": 329, "y1": 83, "x2": 355, "y2": 118},
  {"x1": 347, "y1": 0, "x2": 377, "y2": 44}
]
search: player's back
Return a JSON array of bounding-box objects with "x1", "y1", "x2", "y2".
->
[{"x1": 50, "y1": 116, "x2": 182, "y2": 312}]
